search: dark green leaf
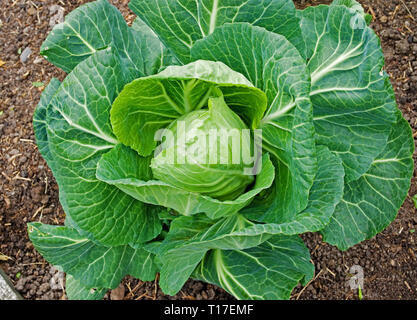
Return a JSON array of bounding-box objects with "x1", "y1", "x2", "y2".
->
[
  {"x1": 41, "y1": 0, "x2": 175, "y2": 77},
  {"x1": 28, "y1": 223, "x2": 158, "y2": 289},
  {"x1": 66, "y1": 275, "x2": 108, "y2": 300},
  {"x1": 33, "y1": 78, "x2": 61, "y2": 169},
  {"x1": 129, "y1": 0, "x2": 305, "y2": 63},
  {"x1": 321, "y1": 111, "x2": 415, "y2": 250},
  {"x1": 243, "y1": 145, "x2": 344, "y2": 234},
  {"x1": 45, "y1": 50, "x2": 162, "y2": 246},
  {"x1": 298, "y1": 4, "x2": 397, "y2": 182},
  {"x1": 193, "y1": 235, "x2": 314, "y2": 300}
]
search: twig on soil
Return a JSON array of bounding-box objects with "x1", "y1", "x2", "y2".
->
[
  {"x1": 409, "y1": 248, "x2": 416, "y2": 260},
  {"x1": 367, "y1": 5, "x2": 376, "y2": 21},
  {"x1": 13, "y1": 174, "x2": 31, "y2": 182},
  {"x1": 404, "y1": 24, "x2": 413, "y2": 33},
  {"x1": 8, "y1": 153, "x2": 21, "y2": 163},
  {"x1": 392, "y1": 5, "x2": 400, "y2": 19},
  {"x1": 311, "y1": 244, "x2": 320, "y2": 255},
  {"x1": 295, "y1": 269, "x2": 325, "y2": 300},
  {"x1": 135, "y1": 290, "x2": 153, "y2": 300},
  {"x1": 400, "y1": 0, "x2": 415, "y2": 21},
  {"x1": 126, "y1": 281, "x2": 144, "y2": 299},
  {"x1": 29, "y1": 1, "x2": 38, "y2": 9},
  {"x1": 20, "y1": 262, "x2": 45, "y2": 266},
  {"x1": 345, "y1": 292, "x2": 354, "y2": 300},
  {"x1": 28, "y1": 1, "x2": 41, "y2": 24},
  {"x1": 326, "y1": 268, "x2": 336, "y2": 277},
  {"x1": 32, "y1": 205, "x2": 44, "y2": 219},
  {"x1": 2, "y1": 172, "x2": 12, "y2": 182},
  {"x1": 404, "y1": 281, "x2": 412, "y2": 292},
  {"x1": 126, "y1": 282, "x2": 132, "y2": 296},
  {"x1": 0, "y1": 252, "x2": 13, "y2": 261},
  {"x1": 44, "y1": 175, "x2": 48, "y2": 194},
  {"x1": 180, "y1": 290, "x2": 196, "y2": 300}
]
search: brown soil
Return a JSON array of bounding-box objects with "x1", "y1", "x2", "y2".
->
[{"x1": 0, "y1": 0, "x2": 416, "y2": 300}]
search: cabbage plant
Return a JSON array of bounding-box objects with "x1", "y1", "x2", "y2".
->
[{"x1": 29, "y1": 0, "x2": 415, "y2": 300}]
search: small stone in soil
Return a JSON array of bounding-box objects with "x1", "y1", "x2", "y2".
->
[{"x1": 20, "y1": 47, "x2": 32, "y2": 63}]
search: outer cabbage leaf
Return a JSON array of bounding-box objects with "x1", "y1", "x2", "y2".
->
[
  {"x1": 331, "y1": 0, "x2": 372, "y2": 24},
  {"x1": 242, "y1": 145, "x2": 344, "y2": 234},
  {"x1": 298, "y1": 4, "x2": 397, "y2": 182},
  {"x1": 129, "y1": 0, "x2": 306, "y2": 63},
  {"x1": 33, "y1": 78, "x2": 61, "y2": 168},
  {"x1": 156, "y1": 213, "x2": 316, "y2": 297},
  {"x1": 28, "y1": 223, "x2": 158, "y2": 289},
  {"x1": 191, "y1": 23, "x2": 316, "y2": 222},
  {"x1": 41, "y1": 0, "x2": 175, "y2": 77},
  {"x1": 96, "y1": 144, "x2": 274, "y2": 219},
  {"x1": 66, "y1": 275, "x2": 108, "y2": 300},
  {"x1": 321, "y1": 111, "x2": 415, "y2": 250},
  {"x1": 45, "y1": 49, "x2": 162, "y2": 246},
  {"x1": 193, "y1": 236, "x2": 314, "y2": 300},
  {"x1": 110, "y1": 60, "x2": 267, "y2": 157},
  {"x1": 155, "y1": 214, "x2": 273, "y2": 295}
]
